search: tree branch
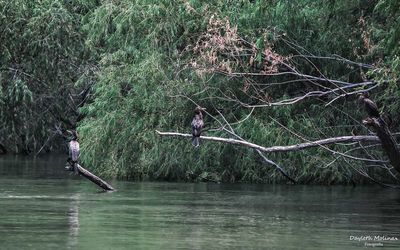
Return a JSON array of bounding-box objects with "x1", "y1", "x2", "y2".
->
[
  {"x1": 363, "y1": 117, "x2": 400, "y2": 174},
  {"x1": 155, "y1": 131, "x2": 380, "y2": 153}
]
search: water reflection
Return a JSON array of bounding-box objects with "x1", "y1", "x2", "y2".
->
[{"x1": 67, "y1": 194, "x2": 80, "y2": 249}]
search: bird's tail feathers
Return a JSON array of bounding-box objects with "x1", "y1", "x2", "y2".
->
[{"x1": 192, "y1": 136, "x2": 200, "y2": 147}]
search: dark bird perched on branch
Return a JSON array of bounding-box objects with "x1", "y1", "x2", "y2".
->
[
  {"x1": 67, "y1": 130, "x2": 80, "y2": 174},
  {"x1": 191, "y1": 107, "x2": 204, "y2": 147},
  {"x1": 358, "y1": 93, "x2": 380, "y2": 118}
]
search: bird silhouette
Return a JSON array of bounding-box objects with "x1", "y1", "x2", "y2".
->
[
  {"x1": 191, "y1": 107, "x2": 204, "y2": 147},
  {"x1": 67, "y1": 130, "x2": 80, "y2": 174},
  {"x1": 358, "y1": 93, "x2": 380, "y2": 118}
]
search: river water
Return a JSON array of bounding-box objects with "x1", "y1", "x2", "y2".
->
[{"x1": 0, "y1": 155, "x2": 399, "y2": 249}]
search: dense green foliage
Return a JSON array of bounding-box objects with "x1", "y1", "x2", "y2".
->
[
  {"x1": 0, "y1": 0, "x2": 96, "y2": 153},
  {"x1": 1, "y1": 0, "x2": 399, "y2": 184}
]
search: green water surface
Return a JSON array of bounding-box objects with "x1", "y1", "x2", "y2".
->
[{"x1": 0, "y1": 156, "x2": 399, "y2": 249}]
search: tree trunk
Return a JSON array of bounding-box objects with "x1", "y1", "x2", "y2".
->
[{"x1": 363, "y1": 117, "x2": 400, "y2": 174}]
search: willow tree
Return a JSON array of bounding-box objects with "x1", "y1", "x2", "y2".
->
[
  {"x1": 157, "y1": 12, "x2": 398, "y2": 185},
  {"x1": 75, "y1": 0, "x2": 400, "y2": 185},
  {"x1": 0, "y1": 0, "x2": 97, "y2": 154},
  {"x1": 2, "y1": 0, "x2": 398, "y2": 185},
  {"x1": 157, "y1": 1, "x2": 400, "y2": 185}
]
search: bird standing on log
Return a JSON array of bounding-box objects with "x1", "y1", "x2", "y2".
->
[
  {"x1": 67, "y1": 130, "x2": 80, "y2": 174},
  {"x1": 191, "y1": 107, "x2": 204, "y2": 147},
  {"x1": 358, "y1": 93, "x2": 380, "y2": 118}
]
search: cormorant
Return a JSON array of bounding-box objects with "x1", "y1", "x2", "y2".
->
[
  {"x1": 67, "y1": 130, "x2": 80, "y2": 174},
  {"x1": 191, "y1": 107, "x2": 204, "y2": 147},
  {"x1": 358, "y1": 93, "x2": 380, "y2": 118}
]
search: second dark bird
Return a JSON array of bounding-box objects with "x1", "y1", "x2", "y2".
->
[
  {"x1": 358, "y1": 93, "x2": 380, "y2": 118},
  {"x1": 191, "y1": 107, "x2": 204, "y2": 147}
]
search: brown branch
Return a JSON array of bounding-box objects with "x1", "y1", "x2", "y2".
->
[
  {"x1": 215, "y1": 81, "x2": 377, "y2": 108},
  {"x1": 290, "y1": 54, "x2": 374, "y2": 69},
  {"x1": 213, "y1": 69, "x2": 371, "y2": 86}
]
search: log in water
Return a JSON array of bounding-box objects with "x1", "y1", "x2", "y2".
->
[{"x1": 68, "y1": 163, "x2": 115, "y2": 191}]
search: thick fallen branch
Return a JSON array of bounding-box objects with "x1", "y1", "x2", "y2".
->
[
  {"x1": 68, "y1": 163, "x2": 115, "y2": 191},
  {"x1": 363, "y1": 117, "x2": 400, "y2": 174},
  {"x1": 156, "y1": 130, "x2": 379, "y2": 153}
]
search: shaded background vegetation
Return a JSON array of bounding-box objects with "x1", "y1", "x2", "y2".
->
[{"x1": 1, "y1": 0, "x2": 399, "y2": 184}]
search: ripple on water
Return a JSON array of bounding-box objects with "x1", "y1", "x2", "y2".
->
[{"x1": 0, "y1": 157, "x2": 400, "y2": 249}]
